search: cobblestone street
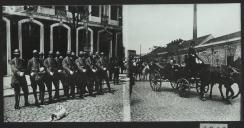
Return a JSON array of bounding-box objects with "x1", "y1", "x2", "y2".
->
[
  {"x1": 4, "y1": 75, "x2": 128, "y2": 122},
  {"x1": 131, "y1": 81, "x2": 241, "y2": 121}
]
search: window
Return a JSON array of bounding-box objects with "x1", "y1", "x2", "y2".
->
[
  {"x1": 91, "y1": 6, "x2": 100, "y2": 17},
  {"x1": 110, "y1": 6, "x2": 118, "y2": 20}
]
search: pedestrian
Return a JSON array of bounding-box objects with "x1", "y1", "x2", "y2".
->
[
  {"x1": 10, "y1": 49, "x2": 30, "y2": 109},
  {"x1": 113, "y1": 57, "x2": 120, "y2": 85},
  {"x1": 97, "y1": 52, "x2": 111, "y2": 93},
  {"x1": 27, "y1": 50, "x2": 46, "y2": 105},
  {"x1": 108, "y1": 57, "x2": 114, "y2": 81},
  {"x1": 75, "y1": 51, "x2": 88, "y2": 98},
  {"x1": 44, "y1": 51, "x2": 60, "y2": 102},
  {"x1": 128, "y1": 55, "x2": 135, "y2": 96},
  {"x1": 62, "y1": 51, "x2": 77, "y2": 99}
]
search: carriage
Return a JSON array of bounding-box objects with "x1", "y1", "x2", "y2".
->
[{"x1": 149, "y1": 62, "x2": 209, "y2": 98}]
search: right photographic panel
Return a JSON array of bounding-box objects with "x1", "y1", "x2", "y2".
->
[{"x1": 124, "y1": 4, "x2": 241, "y2": 121}]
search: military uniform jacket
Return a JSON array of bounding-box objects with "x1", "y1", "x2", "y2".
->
[
  {"x1": 27, "y1": 57, "x2": 46, "y2": 81},
  {"x1": 97, "y1": 57, "x2": 108, "y2": 70},
  {"x1": 85, "y1": 57, "x2": 97, "y2": 70},
  {"x1": 10, "y1": 57, "x2": 27, "y2": 84},
  {"x1": 62, "y1": 56, "x2": 77, "y2": 74},
  {"x1": 75, "y1": 57, "x2": 87, "y2": 71},
  {"x1": 55, "y1": 57, "x2": 63, "y2": 70},
  {"x1": 44, "y1": 57, "x2": 58, "y2": 73}
]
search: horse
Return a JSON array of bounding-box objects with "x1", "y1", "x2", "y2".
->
[{"x1": 198, "y1": 64, "x2": 241, "y2": 103}]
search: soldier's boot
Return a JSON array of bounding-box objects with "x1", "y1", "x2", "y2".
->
[
  {"x1": 70, "y1": 84, "x2": 75, "y2": 98},
  {"x1": 54, "y1": 83, "x2": 60, "y2": 101},
  {"x1": 40, "y1": 92, "x2": 44, "y2": 105},
  {"x1": 33, "y1": 92, "x2": 39, "y2": 106},
  {"x1": 106, "y1": 79, "x2": 111, "y2": 93},
  {"x1": 14, "y1": 94, "x2": 20, "y2": 109},
  {"x1": 24, "y1": 94, "x2": 30, "y2": 106},
  {"x1": 22, "y1": 85, "x2": 30, "y2": 106}
]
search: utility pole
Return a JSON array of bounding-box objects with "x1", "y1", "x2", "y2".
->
[
  {"x1": 140, "y1": 44, "x2": 141, "y2": 59},
  {"x1": 193, "y1": 4, "x2": 197, "y2": 46}
]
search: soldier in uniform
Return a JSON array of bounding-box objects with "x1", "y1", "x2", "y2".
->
[
  {"x1": 97, "y1": 52, "x2": 111, "y2": 93},
  {"x1": 62, "y1": 51, "x2": 77, "y2": 99},
  {"x1": 44, "y1": 51, "x2": 60, "y2": 102},
  {"x1": 27, "y1": 50, "x2": 46, "y2": 105},
  {"x1": 10, "y1": 49, "x2": 30, "y2": 109},
  {"x1": 85, "y1": 51, "x2": 97, "y2": 96},
  {"x1": 55, "y1": 51, "x2": 65, "y2": 97},
  {"x1": 75, "y1": 51, "x2": 88, "y2": 98}
]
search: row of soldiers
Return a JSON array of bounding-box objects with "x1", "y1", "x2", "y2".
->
[{"x1": 10, "y1": 49, "x2": 112, "y2": 109}]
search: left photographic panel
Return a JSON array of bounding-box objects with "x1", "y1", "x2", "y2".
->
[{"x1": 2, "y1": 5, "x2": 127, "y2": 122}]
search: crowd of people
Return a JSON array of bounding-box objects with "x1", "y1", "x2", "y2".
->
[{"x1": 10, "y1": 49, "x2": 126, "y2": 109}]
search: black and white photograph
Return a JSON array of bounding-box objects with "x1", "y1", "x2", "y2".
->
[
  {"x1": 1, "y1": 3, "x2": 243, "y2": 123},
  {"x1": 2, "y1": 5, "x2": 126, "y2": 122},
  {"x1": 125, "y1": 4, "x2": 242, "y2": 121}
]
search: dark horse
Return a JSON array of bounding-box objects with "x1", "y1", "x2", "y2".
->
[{"x1": 198, "y1": 64, "x2": 241, "y2": 102}]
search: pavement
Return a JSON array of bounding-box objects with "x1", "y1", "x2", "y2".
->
[
  {"x1": 3, "y1": 74, "x2": 131, "y2": 122},
  {"x1": 130, "y1": 81, "x2": 241, "y2": 121}
]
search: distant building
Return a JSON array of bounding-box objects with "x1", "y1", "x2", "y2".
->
[
  {"x1": 146, "y1": 31, "x2": 241, "y2": 67},
  {"x1": 196, "y1": 31, "x2": 241, "y2": 67}
]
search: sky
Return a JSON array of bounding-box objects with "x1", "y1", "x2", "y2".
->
[{"x1": 123, "y1": 4, "x2": 241, "y2": 54}]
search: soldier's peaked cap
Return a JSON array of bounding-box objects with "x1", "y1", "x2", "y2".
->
[
  {"x1": 33, "y1": 49, "x2": 39, "y2": 54},
  {"x1": 48, "y1": 51, "x2": 54, "y2": 55},
  {"x1": 71, "y1": 52, "x2": 75, "y2": 56},
  {"x1": 56, "y1": 51, "x2": 60, "y2": 55},
  {"x1": 79, "y1": 51, "x2": 84, "y2": 55},
  {"x1": 13, "y1": 49, "x2": 20, "y2": 54},
  {"x1": 101, "y1": 52, "x2": 104, "y2": 55},
  {"x1": 39, "y1": 52, "x2": 44, "y2": 55},
  {"x1": 66, "y1": 51, "x2": 71, "y2": 55}
]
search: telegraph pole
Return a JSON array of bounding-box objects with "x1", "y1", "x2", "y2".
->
[
  {"x1": 193, "y1": 4, "x2": 197, "y2": 45},
  {"x1": 140, "y1": 44, "x2": 141, "y2": 59}
]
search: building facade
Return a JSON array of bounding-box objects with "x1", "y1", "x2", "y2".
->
[{"x1": 2, "y1": 5, "x2": 124, "y2": 76}]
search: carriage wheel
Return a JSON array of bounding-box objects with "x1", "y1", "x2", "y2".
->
[
  {"x1": 149, "y1": 71, "x2": 162, "y2": 91},
  {"x1": 170, "y1": 81, "x2": 178, "y2": 90},
  {"x1": 177, "y1": 78, "x2": 190, "y2": 98}
]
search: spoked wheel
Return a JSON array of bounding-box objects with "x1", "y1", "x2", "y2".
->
[
  {"x1": 170, "y1": 81, "x2": 178, "y2": 90},
  {"x1": 177, "y1": 78, "x2": 190, "y2": 98},
  {"x1": 149, "y1": 71, "x2": 162, "y2": 91}
]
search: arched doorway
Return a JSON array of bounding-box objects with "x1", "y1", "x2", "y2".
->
[
  {"x1": 18, "y1": 18, "x2": 44, "y2": 60},
  {"x1": 50, "y1": 22, "x2": 71, "y2": 57},
  {"x1": 97, "y1": 30, "x2": 113, "y2": 58},
  {"x1": 53, "y1": 26, "x2": 68, "y2": 57},
  {"x1": 76, "y1": 27, "x2": 93, "y2": 55},
  {"x1": 22, "y1": 22, "x2": 40, "y2": 60},
  {"x1": 2, "y1": 17, "x2": 11, "y2": 76}
]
